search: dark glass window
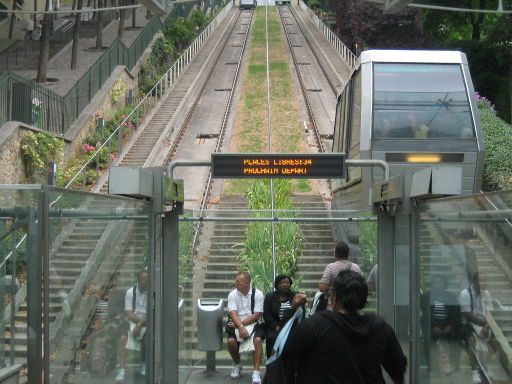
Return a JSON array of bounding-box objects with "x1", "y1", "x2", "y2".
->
[{"x1": 373, "y1": 63, "x2": 475, "y2": 139}]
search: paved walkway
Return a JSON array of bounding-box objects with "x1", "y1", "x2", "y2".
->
[
  {"x1": 181, "y1": 368, "x2": 266, "y2": 384},
  {"x1": 1, "y1": 7, "x2": 151, "y2": 95}
]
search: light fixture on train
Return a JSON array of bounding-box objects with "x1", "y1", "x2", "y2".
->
[{"x1": 405, "y1": 154, "x2": 442, "y2": 163}]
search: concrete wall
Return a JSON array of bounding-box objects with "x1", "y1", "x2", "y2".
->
[{"x1": 0, "y1": 68, "x2": 136, "y2": 184}]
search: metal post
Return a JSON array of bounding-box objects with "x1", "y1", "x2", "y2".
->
[
  {"x1": 377, "y1": 207, "x2": 394, "y2": 324},
  {"x1": 42, "y1": 189, "x2": 50, "y2": 384},
  {"x1": 206, "y1": 351, "x2": 216, "y2": 372},
  {"x1": 162, "y1": 210, "x2": 179, "y2": 384},
  {"x1": 47, "y1": 162, "x2": 57, "y2": 186},
  {"x1": 410, "y1": 204, "x2": 420, "y2": 384},
  {"x1": 26, "y1": 205, "x2": 42, "y2": 384}
]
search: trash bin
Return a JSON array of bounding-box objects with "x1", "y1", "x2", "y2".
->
[
  {"x1": 197, "y1": 298, "x2": 224, "y2": 372},
  {"x1": 197, "y1": 299, "x2": 223, "y2": 351}
]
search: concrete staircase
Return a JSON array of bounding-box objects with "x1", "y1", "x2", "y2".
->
[
  {"x1": 97, "y1": 18, "x2": 230, "y2": 194},
  {"x1": 3, "y1": 201, "x2": 148, "y2": 380},
  {"x1": 292, "y1": 195, "x2": 335, "y2": 299},
  {"x1": 4, "y1": 218, "x2": 110, "y2": 365},
  {"x1": 183, "y1": 194, "x2": 337, "y2": 367},
  {"x1": 419, "y1": 222, "x2": 512, "y2": 380}
]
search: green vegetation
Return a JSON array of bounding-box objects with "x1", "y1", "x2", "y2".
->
[
  {"x1": 310, "y1": 1, "x2": 512, "y2": 124},
  {"x1": 138, "y1": 10, "x2": 212, "y2": 94},
  {"x1": 237, "y1": 179, "x2": 303, "y2": 294},
  {"x1": 57, "y1": 105, "x2": 147, "y2": 188},
  {"x1": 479, "y1": 98, "x2": 512, "y2": 191},
  {"x1": 20, "y1": 132, "x2": 65, "y2": 183},
  {"x1": 231, "y1": 8, "x2": 311, "y2": 293},
  {"x1": 358, "y1": 220, "x2": 377, "y2": 273},
  {"x1": 179, "y1": 217, "x2": 194, "y2": 297}
]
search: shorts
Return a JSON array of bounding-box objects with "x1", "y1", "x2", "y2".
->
[{"x1": 226, "y1": 323, "x2": 265, "y2": 341}]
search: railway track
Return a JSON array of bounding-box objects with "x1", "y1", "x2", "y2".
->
[{"x1": 278, "y1": 4, "x2": 341, "y2": 153}]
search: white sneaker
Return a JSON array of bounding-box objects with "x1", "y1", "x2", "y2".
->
[
  {"x1": 472, "y1": 370, "x2": 482, "y2": 384},
  {"x1": 140, "y1": 364, "x2": 146, "y2": 376},
  {"x1": 252, "y1": 371, "x2": 261, "y2": 384},
  {"x1": 230, "y1": 364, "x2": 242, "y2": 379},
  {"x1": 115, "y1": 368, "x2": 126, "y2": 382}
]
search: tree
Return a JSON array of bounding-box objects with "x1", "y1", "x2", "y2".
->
[
  {"x1": 71, "y1": 0, "x2": 83, "y2": 69},
  {"x1": 8, "y1": 0, "x2": 16, "y2": 39},
  {"x1": 131, "y1": 0, "x2": 136, "y2": 28},
  {"x1": 36, "y1": 0, "x2": 52, "y2": 83},
  {"x1": 96, "y1": 0, "x2": 104, "y2": 50},
  {"x1": 118, "y1": 0, "x2": 125, "y2": 37},
  {"x1": 331, "y1": 0, "x2": 426, "y2": 51}
]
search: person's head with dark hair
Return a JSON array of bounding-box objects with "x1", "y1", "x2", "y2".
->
[
  {"x1": 137, "y1": 270, "x2": 148, "y2": 293},
  {"x1": 333, "y1": 270, "x2": 368, "y2": 312},
  {"x1": 274, "y1": 274, "x2": 293, "y2": 294},
  {"x1": 334, "y1": 241, "x2": 350, "y2": 260}
]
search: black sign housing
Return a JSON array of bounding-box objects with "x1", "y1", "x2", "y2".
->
[{"x1": 211, "y1": 153, "x2": 345, "y2": 179}]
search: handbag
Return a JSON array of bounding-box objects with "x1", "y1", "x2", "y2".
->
[{"x1": 263, "y1": 308, "x2": 303, "y2": 384}]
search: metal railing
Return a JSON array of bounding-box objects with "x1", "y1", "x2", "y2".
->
[
  {"x1": 298, "y1": 0, "x2": 358, "y2": 70},
  {"x1": 1, "y1": 18, "x2": 82, "y2": 71},
  {"x1": 65, "y1": 0, "x2": 232, "y2": 190},
  {"x1": 0, "y1": 1, "x2": 202, "y2": 135}
]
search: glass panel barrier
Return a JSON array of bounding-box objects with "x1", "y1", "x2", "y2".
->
[
  {"x1": 418, "y1": 191, "x2": 512, "y2": 384},
  {"x1": 178, "y1": 203, "x2": 377, "y2": 380},
  {"x1": 46, "y1": 188, "x2": 150, "y2": 383},
  {"x1": 0, "y1": 188, "x2": 37, "y2": 380}
]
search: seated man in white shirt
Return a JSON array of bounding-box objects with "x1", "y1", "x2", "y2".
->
[
  {"x1": 115, "y1": 270, "x2": 148, "y2": 382},
  {"x1": 459, "y1": 272, "x2": 499, "y2": 384},
  {"x1": 226, "y1": 271, "x2": 265, "y2": 384}
]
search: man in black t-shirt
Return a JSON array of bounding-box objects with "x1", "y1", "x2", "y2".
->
[{"x1": 282, "y1": 270, "x2": 407, "y2": 384}]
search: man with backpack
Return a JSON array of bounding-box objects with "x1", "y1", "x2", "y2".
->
[
  {"x1": 115, "y1": 270, "x2": 148, "y2": 382},
  {"x1": 282, "y1": 270, "x2": 407, "y2": 384},
  {"x1": 226, "y1": 271, "x2": 265, "y2": 384}
]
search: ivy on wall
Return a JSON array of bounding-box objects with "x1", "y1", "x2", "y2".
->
[{"x1": 20, "y1": 131, "x2": 65, "y2": 183}]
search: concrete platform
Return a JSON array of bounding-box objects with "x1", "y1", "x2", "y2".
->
[{"x1": 181, "y1": 368, "x2": 266, "y2": 384}]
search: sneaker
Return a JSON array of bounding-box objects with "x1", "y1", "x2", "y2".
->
[
  {"x1": 140, "y1": 364, "x2": 146, "y2": 376},
  {"x1": 252, "y1": 371, "x2": 261, "y2": 384},
  {"x1": 230, "y1": 364, "x2": 242, "y2": 379},
  {"x1": 472, "y1": 370, "x2": 482, "y2": 384},
  {"x1": 115, "y1": 368, "x2": 126, "y2": 382}
]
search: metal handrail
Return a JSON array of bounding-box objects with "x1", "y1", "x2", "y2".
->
[
  {"x1": 298, "y1": 0, "x2": 358, "y2": 70},
  {"x1": 0, "y1": 2, "x2": 197, "y2": 134},
  {"x1": 0, "y1": 0, "x2": 230, "y2": 269},
  {"x1": 65, "y1": 0, "x2": 232, "y2": 189}
]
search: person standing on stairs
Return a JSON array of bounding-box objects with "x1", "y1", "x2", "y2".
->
[{"x1": 318, "y1": 241, "x2": 362, "y2": 310}]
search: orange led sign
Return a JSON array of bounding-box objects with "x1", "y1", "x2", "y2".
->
[{"x1": 211, "y1": 153, "x2": 345, "y2": 179}]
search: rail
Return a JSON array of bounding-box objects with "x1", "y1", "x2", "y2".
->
[
  {"x1": 298, "y1": 0, "x2": 358, "y2": 70},
  {"x1": 0, "y1": 0, "x2": 232, "y2": 281},
  {"x1": 0, "y1": 1, "x2": 201, "y2": 135},
  {"x1": 279, "y1": 5, "x2": 324, "y2": 152},
  {"x1": 183, "y1": 7, "x2": 253, "y2": 253},
  {"x1": 65, "y1": 0, "x2": 232, "y2": 189},
  {"x1": 1, "y1": 18, "x2": 76, "y2": 71}
]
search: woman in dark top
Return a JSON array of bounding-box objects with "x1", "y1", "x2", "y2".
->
[
  {"x1": 263, "y1": 275, "x2": 306, "y2": 358},
  {"x1": 282, "y1": 270, "x2": 407, "y2": 384}
]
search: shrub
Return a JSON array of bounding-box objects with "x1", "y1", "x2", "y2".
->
[
  {"x1": 20, "y1": 131, "x2": 65, "y2": 183},
  {"x1": 479, "y1": 99, "x2": 512, "y2": 191}
]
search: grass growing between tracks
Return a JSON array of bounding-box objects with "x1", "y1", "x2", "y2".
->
[
  {"x1": 224, "y1": 7, "x2": 311, "y2": 292},
  {"x1": 227, "y1": 6, "x2": 311, "y2": 194}
]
